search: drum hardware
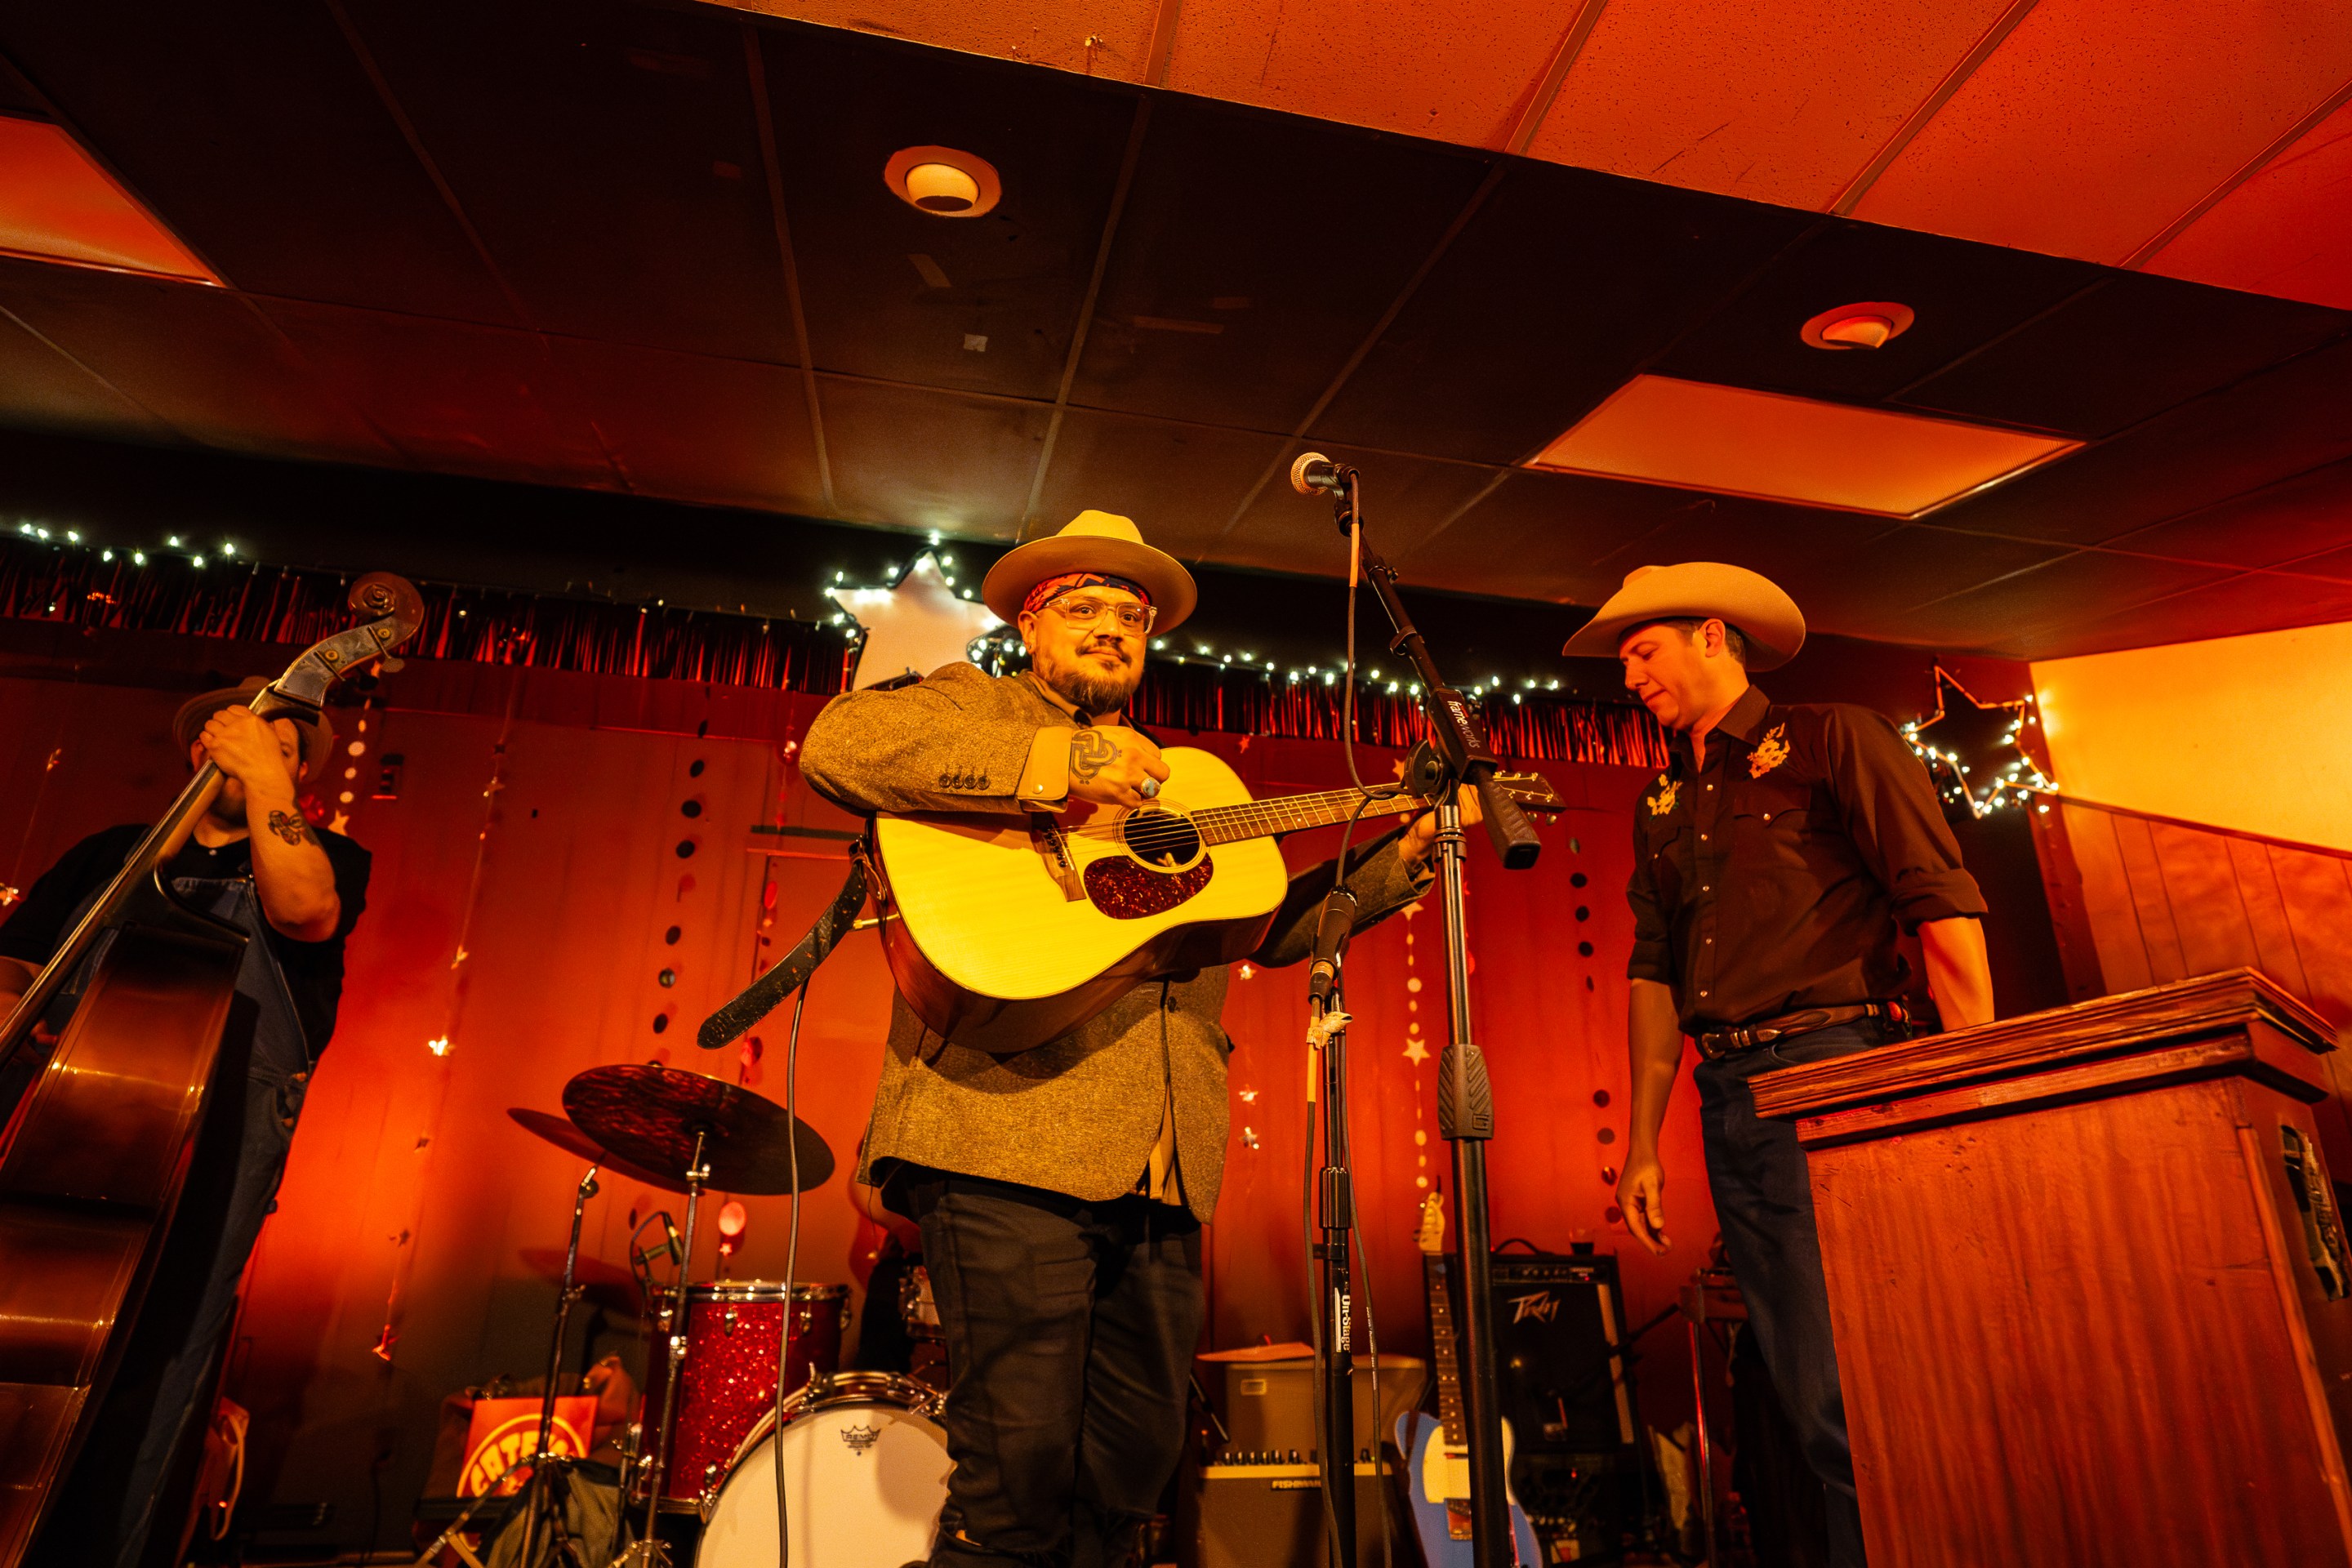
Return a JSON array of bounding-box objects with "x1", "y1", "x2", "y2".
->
[{"x1": 513, "y1": 1159, "x2": 604, "y2": 1568}]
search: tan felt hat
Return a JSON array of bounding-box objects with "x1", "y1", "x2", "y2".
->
[
  {"x1": 981, "y1": 510, "x2": 1198, "y2": 634},
  {"x1": 1561, "y1": 562, "x2": 1806, "y2": 670},
  {"x1": 172, "y1": 676, "x2": 337, "y2": 784}
]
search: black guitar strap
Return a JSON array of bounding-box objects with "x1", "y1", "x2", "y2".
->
[{"x1": 695, "y1": 846, "x2": 870, "y2": 1052}]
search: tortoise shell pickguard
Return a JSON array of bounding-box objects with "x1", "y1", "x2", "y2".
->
[{"x1": 1083, "y1": 854, "x2": 1214, "y2": 919}]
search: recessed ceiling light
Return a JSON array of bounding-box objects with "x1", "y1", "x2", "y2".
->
[
  {"x1": 884, "y1": 145, "x2": 1001, "y2": 218},
  {"x1": 1802, "y1": 301, "x2": 1914, "y2": 350}
]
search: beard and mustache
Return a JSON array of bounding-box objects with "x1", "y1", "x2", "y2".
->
[{"x1": 1038, "y1": 638, "x2": 1143, "y2": 718}]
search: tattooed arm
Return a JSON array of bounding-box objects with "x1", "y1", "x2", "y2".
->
[{"x1": 198, "y1": 705, "x2": 341, "y2": 942}]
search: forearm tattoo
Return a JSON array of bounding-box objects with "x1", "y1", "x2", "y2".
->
[
  {"x1": 1069, "y1": 728, "x2": 1119, "y2": 783},
  {"x1": 266, "y1": 809, "x2": 312, "y2": 847}
]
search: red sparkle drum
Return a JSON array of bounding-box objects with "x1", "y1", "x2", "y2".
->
[
  {"x1": 663, "y1": 1281, "x2": 849, "y2": 1501},
  {"x1": 698, "y1": 1370, "x2": 950, "y2": 1565}
]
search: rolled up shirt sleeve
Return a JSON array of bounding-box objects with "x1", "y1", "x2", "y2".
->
[
  {"x1": 1625, "y1": 811, "x2": 1674, "y2": 984},
  {"x1": 1824, "y1": 707, "x2": 1988, "y2": 932}
]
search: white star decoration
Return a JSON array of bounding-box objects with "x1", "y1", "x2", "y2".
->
[{"x1": 829, "y1": 552, "x2": 1002, "y2": 690}]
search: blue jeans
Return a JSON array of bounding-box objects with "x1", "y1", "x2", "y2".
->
[{"x1": 1695, "y1": 1018, "x2": 1899, "y2": 1568}]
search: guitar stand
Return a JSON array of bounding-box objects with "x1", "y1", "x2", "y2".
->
[{"x1": 1312, "y1": 465, "x2": 1547, "y2": 1568}]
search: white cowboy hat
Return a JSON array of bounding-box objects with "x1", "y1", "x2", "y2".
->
[
  {"x1": 981, "y1": 510, "x2": 1198, "y2": 633},
  {"x1": 1561, "y1": 563, "x2": 1806, "y2": 670}
]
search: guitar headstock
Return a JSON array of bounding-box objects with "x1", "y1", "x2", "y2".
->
[
  {"x1": 1415, "y1": 1189, "x2": 1446, "y2": 1256},
  {"x1": 1492, "y1": 771, "x2": 1566, "y2": 817}
]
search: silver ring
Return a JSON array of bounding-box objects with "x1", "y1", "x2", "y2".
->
[{"x1": 1137, "y1": 777, "x2": 1160, "y2": 800}]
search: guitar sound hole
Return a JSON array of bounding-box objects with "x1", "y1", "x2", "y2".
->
[{"x1": 1120, "y1": 808, "x2": 1201, "y2": 869}]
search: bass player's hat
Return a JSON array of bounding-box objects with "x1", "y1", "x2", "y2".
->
[
  {"x1": 1561, "y1": 562, "x2": 1807, "y2": 671},
  {"x1": 982, "y1": 510, "x2": 1198, "y2": 635},
  {"x1": 172, "y1": 676, "x2": 337, "y2": 785}
]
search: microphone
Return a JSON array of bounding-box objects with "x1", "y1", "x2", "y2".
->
[
  {"x1": 1290, "y1": 452, "x2": 1353, "y2": 497},
  {"x1": 1307, "y1": 889, "x2": 1358, "y2": 1009}
]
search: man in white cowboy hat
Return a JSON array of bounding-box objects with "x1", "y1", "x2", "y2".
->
[
  {"x1": 1565, "y1": 564, "x2": 1992, "y2": 1566},
  {"x1": 801, "y1": 511, "x2": 1457, "y2": 1568},
  {"x1": 0, "y1": 676, "x2": 371, "y2": 1567}
]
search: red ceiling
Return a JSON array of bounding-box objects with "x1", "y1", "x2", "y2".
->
[{"x1": 722, "y1": 0, "x2": 2352, "y2": 310}]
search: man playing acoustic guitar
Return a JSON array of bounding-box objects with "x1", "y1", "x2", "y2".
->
[{"x1": 801, "y1": 510, "x2": 1463, "y2": 1568}]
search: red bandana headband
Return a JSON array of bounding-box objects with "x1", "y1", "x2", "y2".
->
[{"x1": 1022, "y1": 570, "x2": 1151, "y2": 618}]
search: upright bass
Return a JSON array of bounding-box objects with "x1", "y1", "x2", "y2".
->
[{"x1": 0, "y1": 572, "x2": 421, "y2": 1561}]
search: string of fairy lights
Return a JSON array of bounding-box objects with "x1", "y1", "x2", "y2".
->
[
  {"x1": 826, "y1": 543, "x2": 1579, "y2": 703},
  {"x1": 1899, "y1": 668, "x2": 2059, "y2": 817}
]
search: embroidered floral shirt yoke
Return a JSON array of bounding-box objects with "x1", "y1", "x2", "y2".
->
[{"x1": 1628, "y1": 684, "x2": 1987, "y2": 1034}]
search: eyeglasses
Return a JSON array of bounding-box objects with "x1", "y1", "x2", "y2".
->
[{"x1": 1046, "y1": 596, "x2": 1156, "y2": 636}]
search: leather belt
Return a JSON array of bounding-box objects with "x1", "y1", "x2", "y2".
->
[{"x1": 1694, "y1": 1000, "x2": 1905, "y2": 1062}]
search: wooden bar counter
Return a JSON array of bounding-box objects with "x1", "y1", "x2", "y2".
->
[{"x1": 1749, "y1": 969, "x2": 2352, "y2": 1567}]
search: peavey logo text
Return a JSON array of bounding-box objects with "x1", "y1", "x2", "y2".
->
[{"x1": 1508, "y1": 1290, "x2": 1561, "y2": 1325}]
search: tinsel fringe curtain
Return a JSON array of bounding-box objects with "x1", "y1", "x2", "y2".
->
[{"x1": 0, "y1": 541, "x2": 1667, "y2": 769}]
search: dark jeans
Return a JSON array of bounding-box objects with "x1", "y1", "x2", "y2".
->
[
  {"x1": 898, "y1": 1170, "x2": 1205, "y2": 1568},
  {"x1": 1695, "y1": 1018, "x2": 1897, "y2": 1568}
]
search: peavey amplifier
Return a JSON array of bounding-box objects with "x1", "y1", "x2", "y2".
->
[{"x1": 1489, "y1": 1250, "x2": 1637, "y2": 1455}]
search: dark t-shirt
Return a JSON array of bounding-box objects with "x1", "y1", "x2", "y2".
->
[{"x1": 0, "y1": 822, "x2": 372, "y2": 1054}]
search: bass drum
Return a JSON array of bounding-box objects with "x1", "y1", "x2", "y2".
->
[{"x1": 699, "y1": 1370, "x2": 951, "y2": 1566}]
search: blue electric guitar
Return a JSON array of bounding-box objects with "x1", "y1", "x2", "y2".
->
[{"x1": 1398, "y1": 1191, "x2": 1541, "y2": 1567}]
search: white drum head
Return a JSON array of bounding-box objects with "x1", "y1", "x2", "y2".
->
[{"x1": 702, "y1": 1399, "x2": 951, "y2": 1566}]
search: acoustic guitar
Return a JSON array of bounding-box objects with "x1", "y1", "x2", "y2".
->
[
  {"x1": 0, "y1": 573, "x2": 421, "y2": 1563},
  {"x1": 864, "y1": 746, "x2": 1561, "y2": 1054},
  {"x1": 1397, "y1": 1189, "x2": 1540, "y2": 1567}
]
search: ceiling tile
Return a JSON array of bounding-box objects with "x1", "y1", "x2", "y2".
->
[
  {"x1": 1769, "y1": 523, "x2": 2069, "y2": 641},
  {"x1": 0, "y1": 298, "x2": 176, "y2": 442},
  {"x1": 764, "y1": 25, "x2": 1137, "y2": 403},
  {"x1": 0, "y1": 259, "x2": 398, "y2": 463},
  {"x1": 2285, "y1": 546, "x2": 2352, "y2": 583},
  {"x1": 817, "y1": 376, "x2": 1047, "y2": 537},
  {"x1": 2144, "y1": 97, "x2": 2352, "y2": 312},
  {"x1": 1891, "y1": 550, "x2": 2231, "y2": 653},
  {"x1": 546, "y1": 336, "x2": 822, "y2": 514},
  {"x1": 1997, "y1": 568, "x2": 2352, "y2": 659},
  {"x1": 1312, "y1": 159, "x2": 1812, "y2": 465},
  {"x1": 1895, "y1": 272, "x2": 2348, "y2": 439},
  {"x1": 1530, "y1": 374, "x2": 2076, "y2": 517},
  {"x1": 337, "y1": 0, "x2": 794, "y2": 363},
  {"x1": 1071, "y1": 95, "x2": 1492, "y2": 431},
  {"x1": 1, "y1": 0, "x2": 515, "y2": 322},
  {"x1": 1167, "y1": 0, "x2": 1577, "y2": 149},
  {"x1": 1935, "y1": 332, "x2": 2352, "y2": 544},
  {"x1": 1392, "y1": 467, "x2": 1718, "y2": 604},
  {"x1": 257, "y1": 297, "x2": 617, "y2": 486},
  {"x1": 1850, "y1": 0, "x2": 2352, "y2": 265},
  {"x1": 720, "y1": 0, "x2": 1160, "y2": 84},
  {"x1": 1030, "y1": 408, "x2": 1286, "y2": 560},
  {"x1": 1527, "y1": 0, "x2": 2020, "y2": 210},
  {"x1": 1210, "y1": 446, "x2": 1499, "y2": 578},
  {"x1": 1655, "y1": 219, "x2": 2104, "y2": 403},
  {"x1": 2102, "y1": 456, "x2": 2352, "y2": 571}
]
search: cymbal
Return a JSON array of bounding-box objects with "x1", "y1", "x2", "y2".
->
[
  {"x1": 517, "y1": 1246, "x2": 645, "y2": 1312},
  {"x1": 507, "y1": 1107, "x2": 693, "y2": 1194},
  {"x1": 561, "y1": 1064, "x2": 834, "y2": 1196}
]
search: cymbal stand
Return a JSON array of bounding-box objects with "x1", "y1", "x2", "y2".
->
[
  {"x1": 516, "y1": 1161, "x2": 599, "y2": 1568},
  {"x1": 620, "y1": 1129, "x2": 710, "y2": 1568}
]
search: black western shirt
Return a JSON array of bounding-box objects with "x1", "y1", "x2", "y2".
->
[{"x1": 1627, "y1": 685, "x2": 1985, "y2": 1034}]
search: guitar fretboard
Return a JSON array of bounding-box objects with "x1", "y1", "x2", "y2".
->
[
  {"x1": 1425, "y1": 1254, "x2": 1467, "y2": 1448},
  {"x1": 1192, "y1": 787, "x2": 1420, "y2": 848}
]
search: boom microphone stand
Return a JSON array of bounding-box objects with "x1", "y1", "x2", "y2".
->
[
  {"x1": 1307, "y1": 889, "x2": 1361, "y2": 1568},
  {"x1": 1294, "y1": 454, "x2": 1544, "y2": 1568}
]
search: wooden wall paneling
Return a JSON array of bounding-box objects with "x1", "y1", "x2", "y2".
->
[
  {"x1": 2228, "y1": 833, "x2": 2316, "y2": 997},
  {"x1": 2269, "y1": 845, "x2": 2352, "y2": 1034},
  {"x1": 2105, "y1": 810, "x2": 2189, "y2": 982},
  {"x1": 2025, "y1": 800, "x2": 2107, "y2": 1001},
  {"x1": 2148, "y1": 817, "x2": 2265, "y2": 976},
  {"x1": 2054, "y1": 802, "x2": 2157, "y2": 993}
]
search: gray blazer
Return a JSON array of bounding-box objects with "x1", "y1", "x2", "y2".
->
[{"x1": 800, "y1": 662, "x2": 1428, "y2": 1221}]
